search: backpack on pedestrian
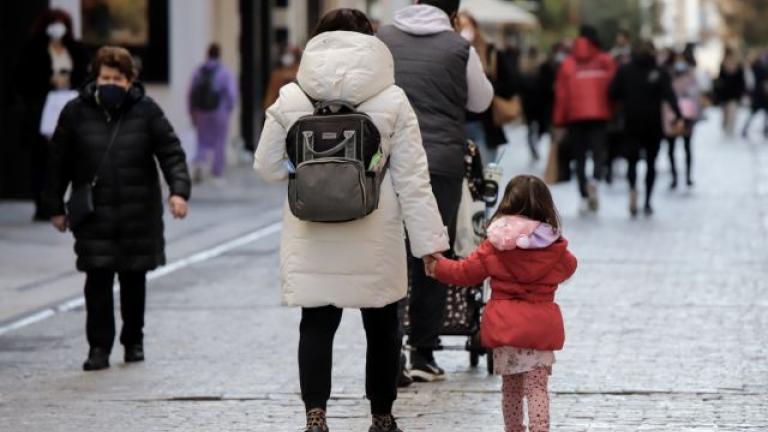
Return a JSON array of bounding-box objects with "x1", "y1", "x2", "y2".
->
[
  {"x1": 190, "y1": 66, "x2": 221, "y2": 111},
  {"x1": 285, "y1": 92, "x2": 388, "y2": 223}
]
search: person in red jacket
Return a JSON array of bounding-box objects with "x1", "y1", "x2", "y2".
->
[
  {"x1": 425, "y1": 175, "x2": 577, "y2": 432},
  {"x1": 553, "y1": 25, "x2": 616, "y2": 214}
]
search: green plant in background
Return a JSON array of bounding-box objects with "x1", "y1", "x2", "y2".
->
[
  {"x1": 528, "y1": 0, "x2": 651, "y2": 50},
  {"x1": 717, "y1": 0, "x2": 768, "y2": 48}
]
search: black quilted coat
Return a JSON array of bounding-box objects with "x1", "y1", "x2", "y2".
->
[{"x1": 44, "y1": 82, "x2": 191, "y2": 272}]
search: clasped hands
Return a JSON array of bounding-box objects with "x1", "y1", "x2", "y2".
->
[{"x1": 422, "y1": 253, "x2": 444, "y2": 278}]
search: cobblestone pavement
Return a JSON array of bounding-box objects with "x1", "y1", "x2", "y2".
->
[{"x1": 0, "y1": 111, "x2": 767, "y2": 431}]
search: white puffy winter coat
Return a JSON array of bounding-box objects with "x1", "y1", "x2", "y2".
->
[{"x1": 254, "y1": 31, "x2": 450, "y2": 308}]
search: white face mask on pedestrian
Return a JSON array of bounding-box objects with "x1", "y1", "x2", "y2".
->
[
  {"x1": 47, "y1": 22, "x2": 67, "y2": 41},
  {"x1": 281, "y1": 53, "x2": 296, "y2": 68}
]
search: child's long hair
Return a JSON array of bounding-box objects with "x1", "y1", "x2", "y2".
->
[{"x1": 491, "y1": 175, "x2": 561, "y2": 232}]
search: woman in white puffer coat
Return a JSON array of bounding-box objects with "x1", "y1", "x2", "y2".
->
[{"x1": 254, "y1": 9, "x2": 449, "y2": 432}]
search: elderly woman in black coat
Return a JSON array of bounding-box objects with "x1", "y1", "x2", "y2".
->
[{"x1": 44, "y1": 46, "x2": 191, "y2": 371}]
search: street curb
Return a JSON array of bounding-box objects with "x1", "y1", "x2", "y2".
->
[{"x1": 0, "y1": 221, "x2": 282, "y2": 336}]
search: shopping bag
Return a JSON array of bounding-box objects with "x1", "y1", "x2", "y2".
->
[{"x1": 39, "y1": 90, "x2": 78, "y2": 138}]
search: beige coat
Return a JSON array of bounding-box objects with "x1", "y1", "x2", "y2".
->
[{"x1": 254, "y1": 31, "x2": 449, "y2": 308}]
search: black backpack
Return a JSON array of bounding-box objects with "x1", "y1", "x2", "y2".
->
[
  {"x1": 190, "y1": 66, "x2": 221, "y2": 111},
  {"x1": 285, "y1": 93, "x2": 388, "y2": 223}
]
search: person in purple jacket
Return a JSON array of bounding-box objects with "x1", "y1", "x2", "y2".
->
[{"x1": 188, "y1": 43, "x2": 238, "y2": 182}]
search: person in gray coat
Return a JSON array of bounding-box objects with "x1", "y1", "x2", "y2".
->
[{"x1": 378, "y1": 0, "x2": 493, "y2": 382}]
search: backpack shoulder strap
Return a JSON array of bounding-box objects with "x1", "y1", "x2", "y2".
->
[{"x1": 295, "y1": 83, "x2": 358, "y2": 114}]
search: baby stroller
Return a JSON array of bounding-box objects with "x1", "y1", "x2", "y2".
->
[{"x1": 403, "y1": 140, "x2": 503, "y2": 374}]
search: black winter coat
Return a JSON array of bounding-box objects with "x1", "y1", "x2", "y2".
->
[
  {"x1": 44, "y1": 82, "x2": 191, "y2": 272},
  {"x1": 609, "y1": 57, "x2": 681, "y2": 140},
  {"x1": 717, "y1": 63, "x2": 745, "y2": 102}
]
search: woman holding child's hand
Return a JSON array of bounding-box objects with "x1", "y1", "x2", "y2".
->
[{"x1": 253, "y1": 9, "x2": 449, "y2": 432}]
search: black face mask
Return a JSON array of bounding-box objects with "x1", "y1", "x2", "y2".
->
[{"x1": 97, "y1": 84, "x2": 128, "y2": 111}]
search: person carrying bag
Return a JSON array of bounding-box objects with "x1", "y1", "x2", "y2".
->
[{"x1": 253, "y1": 9, "x2": 449, "y2": 432}]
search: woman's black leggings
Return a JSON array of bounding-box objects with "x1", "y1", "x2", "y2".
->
[
  {"x1": 299, "y1": 302, "x2": 401, "y2": 415},
  {"x1": 626, "y1": 137, "x2": 661, "y2": 205},
  {"x1": 667, "y1": 134, "x2": 693, "y2": 183}
]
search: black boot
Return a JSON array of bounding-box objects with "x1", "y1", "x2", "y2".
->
[
  {"x1": 124, "y1": 344, "x2": 144, "y2": 363},
  {"x1": 644, "y1": 203, "x2": 654, "y2": 216},
  {"x1": 83, "y1": 347, "x2": 110, "y2": 371},
  {"x1": 305, "y1": 408, "x2": 329, "y2": 432},
  {"x1": 369, "y1": 414, "x2": 403, "y2": 432}
]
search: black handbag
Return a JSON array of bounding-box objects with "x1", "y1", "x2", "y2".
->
[{"x1": 66, "y1": 118, "x2": 122, "y2": 230}]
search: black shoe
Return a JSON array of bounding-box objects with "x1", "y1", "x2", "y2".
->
[
  {"x1": 644, "y1": 204, "x2": 654, "y2": 216},
  {"x1": 410, "y1": 359, "x2": 445, "y2": 382},
  {"x1": 124, "y1": 344, "x2": 144, "y2": 363},
  {"x1": 83, "y1": 347, "x2": 110, "y2": 371},
  {"x1": 32, "y1": 212, "x2": 50, "y2": 222},
  {"x1": 670, "y1": 179, "x2": 678, "y2": 189},
  {"x1": 369, "y1": 415, "x2": 402, "y2": 432},
  {"x1": 686, "y1": 178, "x2": 694, "y2": 187}
]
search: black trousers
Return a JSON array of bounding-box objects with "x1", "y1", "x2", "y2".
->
[
  {"x1": 407, "y1": 174, "x2": 462, "y2": 354},
  {"x1": 84, "y1": 270, "x2": 146, "y2": 351},
  {"x1": 626, "y1": 136, "x2": 662, "y2": 205},
  {"x1": 567, "y1": 121, "x2": 607, "y2": 197},
  {"x1": 299, "y1": 302, "x2": 401, "y2": 415},
  {"x1": 666, "y1": 131, "x2": 693, "y2": 183}
]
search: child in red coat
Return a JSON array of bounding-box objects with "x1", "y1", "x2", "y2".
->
[{"x1": 426, "y1": 175, "x2": 577, "y2": 432}]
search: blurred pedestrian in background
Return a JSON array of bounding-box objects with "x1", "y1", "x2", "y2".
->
[
  {"x1": 262, "y1": 44, "x2": 301, "y2": 110},
  {"x1": 254, "y1": 9, "x2": 449, "y2": 432},
  {"x1": 44, "y1": 46, "x2": 191, "y2": 371},
  {"x1": 742, "y1": 49, "x2": 768, "y2": 139},
  {"x1": 610, "y1": 29, "x2": 632, "y2": 66},
  {"x1": 665, "y1": 49, "x2": 700, "y2": 189},
  {"x1": 520, "y1": 46, "x2": 551, "y2": 162},
  {"x1": 16, "y1": 8, "x2": 89, "y2": 221},
  {"x1": 188, "y1": 43, "x2": 238, "y2": 183},
  {"x1": 604, "y1": 29, "x2": 633, "y2": 185},
  {"x1": 553, "y1": 25, "x2": 616, "y2": 213},
  {"x1": 378, "y1": 0, "x2": 493, "y2": 383},
  {"x1": 610, "y1": 40, "x2": 682, "y2": 217},
  {"x1": 456, "y1": 10, "x2": 517, "y2": 164},
  {"x1": 716, "y1": 47, "x2": 746, "y2": 137}
]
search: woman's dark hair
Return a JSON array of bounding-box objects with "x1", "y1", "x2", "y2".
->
[
  {"x1": 208, "y1": 43, "x2": 221, "y2": 60},
  {"x1": 312, "y1": 8, "x2": 374, "y2": 37},
  {"x1": 419, "y1": 0, "x2": 461, "y2": 17},
  {"x1": 631, "y1": 39, "x2": 657, "y2": 63},
  {"x1": 31, "y1": 8, "x2": 75, "y2": 42},
  {"x1": 91, "y1": 46, "x2": 137, "y2": 81},
  {"x1": 491, "y1": 175, "x2": 561, "y2": 232},
  {"x1": 579, "y1": 24, "x2": 602, "y2": 49}
]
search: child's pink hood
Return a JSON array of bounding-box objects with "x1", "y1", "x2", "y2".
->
[{"x1": 487, "y1": 215, "x2": 560, "y2": 251}]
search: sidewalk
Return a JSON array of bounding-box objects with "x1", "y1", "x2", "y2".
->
[
  {"x1": 1, "y1": 111, "x2": 767, "y2": 431},
  {"x1": 0, "y1": 165, "x2": 284, "y2": 327}
]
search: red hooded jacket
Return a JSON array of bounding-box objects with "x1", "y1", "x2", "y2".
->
[
  {"x1": 553, "y1": 37, "x2": 617, "y2": 126},
  {"x1": 434, "y1": 238, "x2": 577, "y2": 350}
]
